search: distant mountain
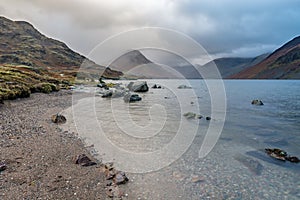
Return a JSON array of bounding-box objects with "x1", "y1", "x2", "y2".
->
[
  {"x1": 0, "y1": 16, "x2": 122, "y2": 79},
  {"x1": 201, "y1": 54, "x2": 269, "y2": 78},
  {"x1": 231, "y1": 36, "x2": 300, "y2": 79},
  {"x1": 110, "y1": 50, "x2": 182, "y2": 78}
]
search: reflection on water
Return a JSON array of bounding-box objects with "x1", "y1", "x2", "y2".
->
[{"x1": 65, "y1": 80, "x2": 300, "y2": 199}]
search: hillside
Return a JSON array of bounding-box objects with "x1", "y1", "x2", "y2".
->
[
  {"x1": 0, "y1": 16, "x2": 124, "y2": 101},
  {"x1": 0, "y1": 16, "x2": 122, "y2": 79},
  {"x1": 231, "y1": 36, "x2": 300, "y2": 79},
  {"x1": 201, "y1": 54, "x2": 269, "y2": 78}
]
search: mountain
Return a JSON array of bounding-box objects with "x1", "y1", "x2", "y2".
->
[
  {"x1": 231, "y1": 36, "x2": 300, "y2": 79},
  {"x1": 0, "y1": 16, "x2": 122, "y2": 79},
  {"x1": 201, "y1": 54, "x2": 269, "y2": 78},
  {"x1": 110, "y1": 50, "x2": 182, "y2": 78}
]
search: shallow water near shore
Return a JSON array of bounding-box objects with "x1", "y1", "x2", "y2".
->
[{"x1": 63, "y1": 79, "x2": 300, "y2": 199}]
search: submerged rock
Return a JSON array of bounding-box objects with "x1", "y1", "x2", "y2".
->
[
  {"x1": 127, "y1": 81, "x2": 149, "y2": 92},
  {"x1": 251, "y1": 99, "x2": 264, "y2": 105},
  {"x1": 235, "y1": 154, "x2": 263, "y2": 175},
  {"x1": 51, "y1": 114, "x2": 66, "y2": 124},
  {"x1": 183, "y1": 112, "x2": 202, "y2": 119},
  {"x1": 74, "y1": 154, "x2": 96, "y2": 166},
  {"x1": 111, "y1": 89, "x2": 126, "y2": 98},
  {"x1": 178, "y1": 85, "x2": 192, "y2": 89}
]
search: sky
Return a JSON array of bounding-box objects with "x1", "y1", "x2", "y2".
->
[{"x1": 1, "y1": 0, "x2": 300, "y2": 65}]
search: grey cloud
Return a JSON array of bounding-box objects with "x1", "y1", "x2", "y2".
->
[{"x1": 1, "y1": 0, "x2": 300, "y2": 62}]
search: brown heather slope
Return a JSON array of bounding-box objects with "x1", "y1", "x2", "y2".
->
[
  {"x1": 0, "y1": 16, "x2": 122, "y2": 79},
  {"x1": 231, "y1": 36, "x2": 300, "y2": 79}
]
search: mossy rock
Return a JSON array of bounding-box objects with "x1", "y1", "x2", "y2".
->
[{"x1": 31, "y1": 82, "x2": 59, "y2": 93}]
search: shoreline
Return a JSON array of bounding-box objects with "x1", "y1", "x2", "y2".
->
[{"x1": 0, "y1": 90, "x2": 129, "y2": 199}]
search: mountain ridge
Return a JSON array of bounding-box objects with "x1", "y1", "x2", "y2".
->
[
  {"x1": 231, "y1": 36, "x2": 300, "y2": 79},
  {"x1": 0, "y1": 16, "x2": 122, "y2": 79}
]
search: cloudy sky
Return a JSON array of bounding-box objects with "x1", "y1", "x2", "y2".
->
[{"x1": 1, "y1": 0, "x2": 300, "y2": 64}]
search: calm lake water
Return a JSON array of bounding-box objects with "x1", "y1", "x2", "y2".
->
[{"x1": 64, "y1": 80, "x2": 300, "y2": 200}]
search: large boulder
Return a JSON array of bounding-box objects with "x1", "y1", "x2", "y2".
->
[
  {"x1": 251, "y1": 99, "x2": 264, "y2": 105},
  {"x1": 127, "y1": 81, "x2": 149, "y2": 92}
]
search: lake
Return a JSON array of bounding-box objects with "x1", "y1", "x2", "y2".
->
[{"x1": 64, "y1": 79, "x2": 300, "y2": 199}]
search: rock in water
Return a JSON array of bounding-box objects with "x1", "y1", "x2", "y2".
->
[
  {"x1": 178, "y1": 85, "x2": 192, "y2": 89},
  {"x1": 51, "y1": 114, "x2": 66, "y2": 124},
  {"x1": 152, "y1": 84, "x2": 162, "y2": 89},
  {"x1": 127, "y1": 81, "x2": 149, "y2": 92},
  {"x1": 111, "y1": 90, "x2": 125, "y2": 98},
  {"x1": 123, "y1": 93, "x2": 142, "y2": 103},
  {"x1": 74, "y1": 154, "x2": 96, "y2": 166},
  {"x1": 265, "y1": 148, "x2": 287, "y2": 161},
  {"x1": 101, "y1": 90, "x2": 113, "y2": 98},
  {"x1": 183, "y1": 112, "x2": 202, "y2": 119},
  {"x1": 206, "y1": 116, "x2": 211, "y2": 120},
  {"x1": 234, "y1": 154, "x2": 263, "y2": 175},
  {"x1": 265, "y1": 148, "x2": 299, "y2": 163},
  {"x1": 251, "y1": 99, "x2": 264, "y2": 105},
  {"x1": 286, "y1": 156, "x2": 300, "y2": 163}
]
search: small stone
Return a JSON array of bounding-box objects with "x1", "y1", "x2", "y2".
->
[
  {"x1": 74, "y1": 154, "x2": 96, "y2": 166},
  {"x1": 206, "y1": 117, "x2": 211, "y2": 120},
  {"x1": 191, "y1": 176, "x2": 205, "y2": 183},
  {"x1": 0, "y1": 162, "x2": 7, "y2": 172},
  {"x1": 106, "y1": 185, "x2": 123, "y2": 198},
  {"x1": 51, "y1": 114, "x2": 66, "y2": 124},
  {"x1": 113, "y1": 171, "x2": 129, "y2": 185}
]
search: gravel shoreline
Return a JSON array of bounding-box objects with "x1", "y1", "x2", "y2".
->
[{"x1": 0, "y1": 90, "x2": 128, "y2": 199}]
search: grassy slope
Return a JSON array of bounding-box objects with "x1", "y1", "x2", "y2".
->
[{"x1": 0, "y1": 64, "x2": 73, "y2": 102}]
